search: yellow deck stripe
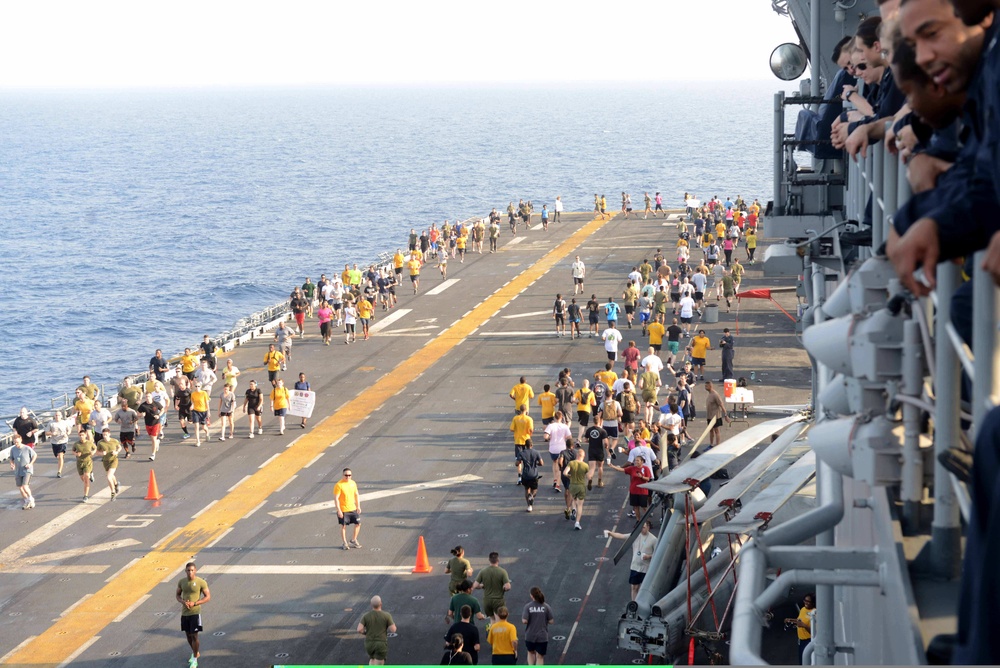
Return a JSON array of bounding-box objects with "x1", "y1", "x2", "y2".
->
[{"x1": 7, "y1": 212, "x2": 615, "y2": 664}]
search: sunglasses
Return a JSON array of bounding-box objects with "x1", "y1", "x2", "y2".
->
[{"x1": 855, "y1": 63, "x2": 868, "y2": 71}]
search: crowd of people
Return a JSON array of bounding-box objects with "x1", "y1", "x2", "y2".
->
[
  {"x1": 507, "y1": 196, "x2": 761, "y2": 540},
  {"x1": 809, "y1": 0, "x2": 1000, "y2": 662},
  {"x1": 5, "y1": 189, "x2": 766, "y2": 665}
]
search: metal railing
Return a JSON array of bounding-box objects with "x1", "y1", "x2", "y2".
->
[{"x1": 732, "y1": 112, "x2": 992, "y2": 663}]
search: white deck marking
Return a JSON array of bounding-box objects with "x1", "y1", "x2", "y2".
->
[
  {"x1": 477, "y1": 331, "x2": 559, "y2": 337},
  {"x1": 268, "y1": 474, "x2": 482, "y2": 518},
  {"x1": 227, "y1": 475, "x2": 252, "y2": 492},
  {"x1": 382, "y1": 325, "x2": 439, "y2": 335},
  {"x1": 58, "y1": 594, "x2": 93, "y2": 619},
  {"x1": 112, "y1": 594, "x2": 152, "y2": 623},
  {"x1": 426, "y1": 279, "x2": 459, "y2": 295},
  {"x1": 4, "y1": 565, "x2": 110, "y2": 574},
  {"x1": 105, "y1": 557, "x2": 142, "y2": 583},
  {"x1": 57, "y1": 635, "x2": 101, "y2": 668},
  {"x1": 192, "y1": 500, "x2": 219, "y2": 519},
  {"x1": 198, "y1": 564, "x2": 414, "y2": 575},
  {"x1": 304, "y1": 452, "x2": 325, "y2": 468},
  {"x1": 506, "y1": 236, "x2": 526, "y2": 246},
  {"x1": 501, "y1": 310, "x2": 550, "y2": 319},
  {"x1": 25, "y1": 539, "x2": 142, "y2": 564},
  {"x1": 258, "y1": 452, "x2": 281, "y2": 469},
  {"x1": 368, "y1": 308, "x2": 411, "y2": 334},
  {"x1": 0, "y1": 487, "x2": 118, "y2": 565},
  {"x1": 205, "y1": 527, "x2": 233, "y2": 549},
  {"x1": 274, "y1": 474, "x2": 298, "y2": 493},
  {"x1": 0, "y1": 636, "x2": 37, "y2": 664},
  {"x1": 243, "y1": 499, "x2": 268, "y2": 519}
]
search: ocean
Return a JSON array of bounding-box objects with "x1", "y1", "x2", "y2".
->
[{"x1": 0, "y1": 82, "x2": 786, "y2": 416}]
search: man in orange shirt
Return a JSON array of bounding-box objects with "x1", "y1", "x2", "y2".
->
[
  {"x1": 334, "y1": 468, "x2": 362, "y2": 550},
  {"x1": 270, "y1": 378, "x2": 290, "y2": 435}
]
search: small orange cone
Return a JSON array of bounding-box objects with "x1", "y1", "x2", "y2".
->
[
  {"x1": 411, "y1": 536, "x2": 432, "y2": 574},
  {"x1": 145, "y1": 469, "x2": 163, "y2": 501}
]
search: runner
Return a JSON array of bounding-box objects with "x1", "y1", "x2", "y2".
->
[
  {"x1": 516, "y1": 439, "x2": 544, "y2": 512},
  {"x1": 509, "y1": 376, "x2": 534, "y2": 415},
  {"x1": 176, "y1": 562, "x2": 211, "y2": 668},
  {"x1": 44, "y1": 410, "x2": 73, "y2": 476},
  {"x1": 540, "y1": 204, "x2": 549, "y2": 230},
  {"x1": 473, "y1": 552, "x2": 512, "y2": 624},
  {"x1": 291, "y1": 371, "x2": 311, "y2": 429},
  {"x1": 301, "y1": 277, "x2": 317, "y2": 316},
  {"x1": 571, "y1": 256, "x2": 585, "y2": 295},
  {"x1": 643, "y1": 192, "x2": 653, "y2": 219},
  {"x1": 552, "y1": 293, "x2": 566, "y2": 337},
  {"x1": 72, "y1": 430, "x2": 96, "y2": 502},
  {"x1": 510, "y1": 406, "x2": 534, "y2": 486},
  {"x1": 446, "y1": 546, "x2": 474, "y2": 596},
  {"x1": 137, "y1": 392, "x2": 164, "y2": 460},
  {"x1": 584, "y1": 413, "x2": 610, "y2": 491},
  {"x1": 190, "y1": 382, "x2": 211, "y2": 446},
  {"x1": 607, "y1": 454, "x2": 653, "y2": 522},
  {"x1": 691, "y1": 329, "x2": 712, "y2": 381},
  {"x1": 343, "y1": 299, "x2": 358, "y2": 344},
  {"x1": 199, "y1": 334, "x2": 218, "y2": 371},
  {"x1": 601, "y1": 321, "x2": 624, "y2": 363},
  {"x1": 487, "y1": 607, "x2": 518, "y2": 665},
  {"x1": 358, "y1": 295, "x2": 374, "y2": 341},
  {"x1": 71, "y1": 388, "x2": 95, "y2": 438},
  {"x1": 408, "y1": 253, "x2": 422, "y2": 294},
  {"x1": 12, "y1": 407, "x2": 39, "y2": 449},
  {"x1": 586, "y1": 294, "x2": 600, "y2": 337},
  {"x1": 566, "y1": 298, "x2": 582, "y2": 339},
  {"x1": 544, "y1": 411, "x2": 572, "y2": 493},
  {"x1": 243, "y1": 379, "x2": 264, "y2": 438},
  {"x1": 173, "y1": 375, "x2": 193, "y2": 440},
  {"x1": 564, "y1": 448, "x2": 590, "y2": 530},
  {"x1": 270, "y1": 377, "x2": 290, "y2": 435},
  {"x1": 180, "y1": 347, "x2": 200, "y2": 381},
  {"x1": 217, "y1": 384, "x2": 236, "y2": 440},
  {"x1": 553, "y1": 196, "x2": 563, "y2": 224},
  {"x1": 489, "y1": 218, "x2": 500, "y2": 253},
  {"x1": 573, "y1": 379, "x2": 597, "y2": 441},
  {"x1": 9, "y1": 435, "x2": 36, "y2": 510},
  {"x1": 274, "y1": 322, "x2": 293, "y2": 370},
  {"x1": 317, "y1": 300, "x2": 334, "y2": 346},
  {"x1": 334, "y1": 467, "x2": 362, "y2": 550},
  {"x1": 264, "y1": 343, "x2": 285, "y2": 386},
  {"x1": 95, "y1": 428, "x2": 122, "y2": 500},
  {"x1": 193, "y1": 359, "x2": 218, "y2": 395},
  {"x1": 112, "y1": 397, "x2": 139, "y2": 459}
]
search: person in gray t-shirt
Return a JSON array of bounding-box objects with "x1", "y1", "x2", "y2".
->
[
  {"x1": 9, "y1": 435, "x2": 38, "y2": 509},
  {"x1": 521, "y1": 586, "x2": 554, "y2": 664}
]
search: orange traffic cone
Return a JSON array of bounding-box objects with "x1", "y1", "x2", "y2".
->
[
  {"x1": 411, "y1": 536, "x2": 432, "y2": 574},
  {"x1": 145, "y1": 469, "x2": 163, "y2": 500}
]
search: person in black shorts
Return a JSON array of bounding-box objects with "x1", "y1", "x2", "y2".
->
[
  {"x1": 243, "y1": 379, "x2": 263, "y2": 437},
  {"x1": 585, "y1": 415, "x2": 609, "y2": 490}
]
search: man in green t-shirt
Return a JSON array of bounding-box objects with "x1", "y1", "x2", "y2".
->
[
  {"x1": 72, "y1": 432, "x2": 97, "y2": 502},
  {"x1": 176, "y1": 562, "x2": 211, "y2": 668},
  {"x1": 357, "y1": 595, "x2": 397, "y2": 665},
  {"x1": 565, "y1": 449, "x2": 591, "y2": 531},
  {"x1": 473, "y1": 552, "x2": 512, "y2": 623}
]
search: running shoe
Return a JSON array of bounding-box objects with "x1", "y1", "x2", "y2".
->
[
  {"x1": 27, "y1": 497, "x2": 35, "y2": 509},
  {"x1": 564, "y1": 509, "x2": 570, "y2": 520},
  {"x1": 258, "y1": 428, "x2": 263, "y2": 435},
  {"x1": 574, "y1": 522, "x2": 582, "y2": 531},
  {"x1": 587, "y1": 480, "x2": 592, "y2": 491},
  {"x1": 249, "y1": 432, "x2": 255, "y2": 439},
  {"x1": 149, "y1": 455, "x2": 155, "y2": 461},
  {"x1": 82, "y1": 496, "x2": 89, "y2": 503},
  {"x1": 219, "y1": 436, "x2": 225, "y2": 441},
  {"x1": 350, "y1": 540, "x2": 362, "y2": 549},
  {"x1": 571, "y1": 508, "x2": 577, "y2": 521},
  {"x1": 182, "y1": 433, "x2": 191, "y2": 440},
  {"x1": 527, "y1": 505, "x2": 533, "y2": 513},
  {"x1": 111, "y1": 492, "x2": 117, "y2": 501},
  {"x1": 342, "y1": 543, "x2": 351, "y2": 551},
  {"x1": 57, "y1": 472, "x2": 62, "y2": 478},
  {"x1": 89, "y1": 472, "x2": 94, "y2": 482},
  {"x1": 598, "y1": 479, "x2": 605, "y2": 488},
  {"x1": 279, "y1": 429, "x2": 285, "y2": 435}
]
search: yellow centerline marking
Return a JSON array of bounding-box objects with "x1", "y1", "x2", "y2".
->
[{"x1": 8, "y1": 212, "x2": 615, "y2": 665}]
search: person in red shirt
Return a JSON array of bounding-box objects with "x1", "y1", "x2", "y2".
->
[
  {"x1": 607, "y1": 455, "x2": 653, "y2": 521},
  {"x1": 622, "y1": 341, "x2": 641, "y2": 376}
]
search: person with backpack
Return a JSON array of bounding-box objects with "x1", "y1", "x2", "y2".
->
[
  {"x1": 618, "y1": 380, "x2": 640, "y2": 443},
  {"x1": 601, "y1": 391, "x2": 623, "y2": 455}
]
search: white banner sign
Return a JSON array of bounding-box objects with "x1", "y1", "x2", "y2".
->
[{"x1": 287, "y1": 390, "x2": 316, "y2": 418}]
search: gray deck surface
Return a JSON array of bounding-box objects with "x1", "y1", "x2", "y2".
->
[{"x1": 0, "y1": 211, "x2": 811, "y2": 666}]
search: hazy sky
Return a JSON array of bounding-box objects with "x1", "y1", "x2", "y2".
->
[{"x1": 0, "y1": 1, "x2": 800, "y2": 88}]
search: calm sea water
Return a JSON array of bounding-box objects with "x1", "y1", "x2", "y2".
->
[{"x1": 0, "y1": 83, "x2": 784, "y2": 415}]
